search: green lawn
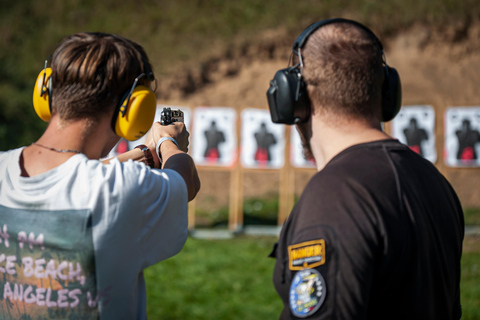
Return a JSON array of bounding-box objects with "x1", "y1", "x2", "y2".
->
[
  {"x1": 465, "y1": 208, "x2": 480, "y2": 226},
  {"x1": 461, "y1": 236, "x2": 480, "y2": 320},
  {"x1": 145, "y1": 236, "x2": 282, "y2": 320},
  {"x1": 145, "y1": 235, "x2": 480, "y2": 320}
]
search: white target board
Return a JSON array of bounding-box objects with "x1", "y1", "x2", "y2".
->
[
  {"x1": 240, "y1": 108, "x2": 285, "y2": 169},
  {"x1": 445, "y1": 107, "x2": 480, "y2": 167},
  {"x1": 391, "y1": 105, "x2": 437, "y2": 163},
  {"x1": 191, "y1": 106, "x2": 238, "y2": 167},
  {"x1": 290, "y1": 127, "x2": 316, "y2": 169}
]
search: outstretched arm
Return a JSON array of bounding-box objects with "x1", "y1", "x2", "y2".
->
[
  {"x1": 145, "y1": 121, "x2": 201, "y2": 202},
  {"x1": 102, "y1": 121, "x2": 200, "y2": 201}
]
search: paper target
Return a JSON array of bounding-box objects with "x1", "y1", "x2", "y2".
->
[
  {"x1": 240, "y1": 108, "x2": 285, "y2": 169},
  {"x1": 445, "y1": 107, "x2": 480, "y2": 167},
  {"x1": 191, "y1": 107, "x2": 238, "y2": 167},
  {"x1": 391, "y1": 105, "x2": 437, "y2": 163}
]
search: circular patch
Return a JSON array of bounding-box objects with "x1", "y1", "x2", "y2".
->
[{"x1": 289, "y1": 268, "x2": 327, "y2": 318}]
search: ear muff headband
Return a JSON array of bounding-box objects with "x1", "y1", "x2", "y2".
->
[
  {"x1": 33, "y1": 62, "x2": 53, "y2": 122},
  {"x1": 292, "y1": 18, "x2": 383, "y2": 53},
  {"x1": 266, "y1": 18, "x2": 402, "y2": 124}
]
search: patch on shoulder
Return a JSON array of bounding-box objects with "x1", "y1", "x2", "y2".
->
[
  {"x1": 288, "y1": 239, "x2": 326, "y2": 271},
  {"x1": 289, "y1": 268, "x2": 327, "y2": 318}
]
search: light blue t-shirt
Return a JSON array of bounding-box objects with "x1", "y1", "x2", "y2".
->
[{"x1": 0, "y1": 147, "x2": 188, "y2": 319}]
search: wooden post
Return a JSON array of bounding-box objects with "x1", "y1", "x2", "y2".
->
[
  {"x1": 188, "y1": 198, "x2": 196, "y2": 230},
  {"x1": 278, "y1": 126, "x2": 295, "y2": 225},
  {"x1": 228, "y1": 164, "x2": 244, "y2": 232},
  {"x1": 229, "y1": 112, "x2": 244, "y2": 232}
]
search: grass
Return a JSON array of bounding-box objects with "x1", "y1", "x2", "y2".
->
[
  {"x1": 144, "y1": 236, "x2": 282, "y2": 320},
  {"x1": 464, "y1": 208, "x2": 480, "y2": 226},
  {"x1": 461, "y1": 236, "x2": 480, "y2": 319},
  {"x1": 195, "y1": 197, "x2": 280, "y2": 228},
  {"x1": 195, "y1": 205, "x2": 229, "y2": 229},
  {"x1": 243, "y1": 198, "x2": 280, "y2": 226},
  {"x1": 144, "y1": 235, "x2": 480, "y2": 319}
]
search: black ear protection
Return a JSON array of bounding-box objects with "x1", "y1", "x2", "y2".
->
[
  {"x1": 33, "y1": 57, "x2": 157, "y2": 141},
  {"x1": 266, "y1": 18, "x2": 402, "y2": 125}
]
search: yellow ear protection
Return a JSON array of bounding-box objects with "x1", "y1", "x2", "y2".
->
[
  {"x1": 33, "y1": 58, "x2": 157, "y2": 141},
  {"x1": 266, "y1": 18, "x2": 402, "y2": 124},
  {"x1": 32, "y1": 59, "x2": 53, "y2": 122},
  {"x1": 111, "y1": 66, "x2": 157, "y2": 141}
]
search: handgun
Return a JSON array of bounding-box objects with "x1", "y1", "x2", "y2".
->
[{"x1": 160, "y1": 107, "x2": 184, "y2": 125}]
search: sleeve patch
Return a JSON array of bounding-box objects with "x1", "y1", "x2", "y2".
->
[
  {"x1": 289, "y1": 268, "x2": 327, "y2": 318},
  {"x1": 288, "y1": 239, "x2": 326, "y2": 271}
]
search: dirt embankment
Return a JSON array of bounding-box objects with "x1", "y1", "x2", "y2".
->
[{"x1": 157, "y1": 23, "x2": 480, "y2": 209}]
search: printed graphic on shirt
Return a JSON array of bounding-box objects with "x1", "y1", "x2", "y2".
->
[
  {"x1": 289, "y1": 268, "x2": 327, "y2": 318},
  {"x1": 0, "y1": 205, "x2": 99, "y2": 319},
  {"x1": 288, "y1": 239, "x2": 326, "y2": 271}
]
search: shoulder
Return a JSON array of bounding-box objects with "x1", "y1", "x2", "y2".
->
[
  {"x1": 0, "y1": 148, "x2": 24, "y2": 175},
  {"x1": 0, "y1": 147, "x2": 22, "y2": 161},
  {"x1": 293, "y1": 142, "x2": 405, "y2": 230},
  {"x1": 301, "y1": 149, "x2": 390, "y2": 205}
]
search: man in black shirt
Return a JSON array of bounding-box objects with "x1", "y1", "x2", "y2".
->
[{"x1": 266, "y1": 18, "x2": 464, "y2": 319}]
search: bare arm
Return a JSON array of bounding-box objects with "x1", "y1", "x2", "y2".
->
[
  {"x1": 101, "y1": 148, "x2": 144, "y2": 165},
  {"x1": 159, "y1": 140, "x2": 200, "y2": 201}
]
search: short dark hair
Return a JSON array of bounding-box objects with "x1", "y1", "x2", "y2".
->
[
  {"x1": 300, "y1": 22, "x2": 384, "y2": 121},
  {"x1": 50, "y1": 32, "x2": 153, "y2": 121}
]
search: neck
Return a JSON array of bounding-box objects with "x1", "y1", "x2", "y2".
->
[
  {"x1": 36, "y1": 115, "x2": 116, "y2": 159},
  {"x1": 310, "y1": 113, "x2": 391, "y2": 171},
  {"x1": 21, "y1": 114, "x2": 118, "y2": 177}
]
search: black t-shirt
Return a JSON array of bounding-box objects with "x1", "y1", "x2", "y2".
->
[{"x1": 272, "y1": 139, "x2": 464, "y2": 320}]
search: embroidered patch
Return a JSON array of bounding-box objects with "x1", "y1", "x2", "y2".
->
[
  {"x1": 289, "y1": 268, "x2": 327, "y2": 318},
  {"x1": 288, "y1": 239, "x2": 326, "y2": 270}
]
